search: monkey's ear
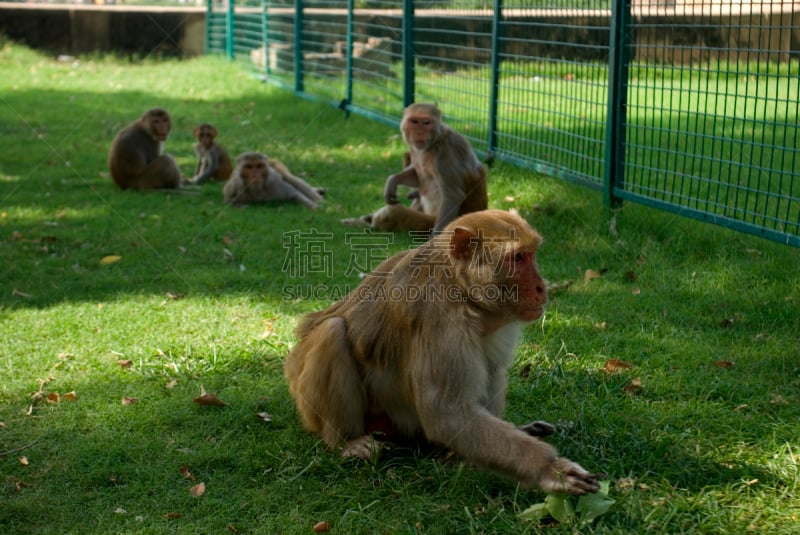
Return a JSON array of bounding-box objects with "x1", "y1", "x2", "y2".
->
[
  {"x1": 211, "y1": 127, "x2": 218, "y2": 138},
  {"x1": 193, "y1": 127, "x2": 200, "y2": 137},
  {"x1": 449, "y1": 227, "x2": 476, "y2": 261}
]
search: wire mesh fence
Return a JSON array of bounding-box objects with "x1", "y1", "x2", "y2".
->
[{"x1": 207, "y1": 0, "x2": 799, "y2": 247}]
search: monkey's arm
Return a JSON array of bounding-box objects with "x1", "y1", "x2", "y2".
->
[
  {"x1": 432, "y1": 180, "x2": 467, "y2": 233},
  {"x1": 414, "y1": 343, "x2": 599, "y2": 495},
  {"x1": 223, "y1": 179, "x2": 245, "y2": 205},
  {"x1": 384, "y1": 165, "x2": 419, "y2": 204},
  {"x1": 192, "y1": 149, "x2": 220, "y2": 185}
]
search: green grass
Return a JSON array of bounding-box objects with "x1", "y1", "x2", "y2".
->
[{"x1": 1, "y1": 40, "x2": 800, "y2": 534}]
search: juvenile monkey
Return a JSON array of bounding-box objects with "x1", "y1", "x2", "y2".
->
[
  {"x1": 189, "y1": 123, "x2": 233, "y2": 184},
  {"x1": 344, "y1": 103, "x2": 487, "y2": 233},
  {"x1": 223, "y1": 152, "x2": 325, "y2": 208},
  {"x1": 286, "y1": 210, "x2": 601, "y2": 495},
  {"x1": 108, "y1": 108, "x2": 183, "y2": 190}
]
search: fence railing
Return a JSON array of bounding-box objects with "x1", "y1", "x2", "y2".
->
[{"x1": 207, "y1": 0, "x2": 799, "y2": 248}]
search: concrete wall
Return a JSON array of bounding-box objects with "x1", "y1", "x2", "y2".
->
[
  {"x1": 0, "y1": 3, "x2": 205, "y2": 57},
  {"x1": 0, "y1": 3, "x2": 797, "y2": 64}
]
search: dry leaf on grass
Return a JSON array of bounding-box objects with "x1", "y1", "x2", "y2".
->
[
  {"x1": 163, "y1": 512, "x2": 182, "y2": 519},
  {"x1": 623, "y1": 377, "x2": 643, "y2": 394},
  {"x1": 99, "y1": 255, "x2": 122, "y2": 265},
  {"x1": 180, "y1": 466, "x2": 195, "y2": 481},
  {"x1": 602, "y1": 359, "x2": 634, "y2": 373},
  {"x1": 715, "y1": 360, "x2": 734, "y2": 369},
  {"x1": 545, "y1": 279, "x2": 574, "y2": 293},
  {"x1": 313, "y1": 521, "x2": 331, "y2": 533},
  {"x1": 260, "y1": 320, "x2": 275, "y2": 338},
  {"x1": 770, "y1": 394, "x2": 789, "y2": 406},
  {"x1": 193, "y1": 386, "x2": 228, "y2": 407},
  {"x1": 46, "y1": 392, "x2": 60, "y2": 404},
  {"x1": 117, "y1": 359, "x2": 133, "y2": 369},
  {"x1": 19, "y1": 456, "x2": 29, "y2": 466},
  {"x1": 121, "y1": 396, "x2": 138, "y2": 405},
  {"x1": 257, "y1": 412, "x2": 272, "y2": 423},
  {"x1": 584, "y1": 269, "x2": 604, "y2": 281},
  {"x1": 189, "y1": 482, "x2": 205, "y2": 497},
  {"x1": 63, "y1": 391, "x2": 78, "y2": 401}
]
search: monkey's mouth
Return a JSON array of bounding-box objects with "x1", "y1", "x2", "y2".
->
[{"x1": 519, "y1": 307, "x2": 544, "y2": 321}]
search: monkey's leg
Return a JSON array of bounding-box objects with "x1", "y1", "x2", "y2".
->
[
  {"x1": 293, "y1": 191, "x2": 320, "y2": 210},
  {"x1": 281, "y1": 174, "x2": 324, "y2": 204},
  {"x1": 286, "y1": 317, "x2": 368, "y2": 453},
  {"x1": 370, "y1": 204, "x2": 436, "y2": 232},
  {"x1": 138, "y1": 155, "x2": 182, "y2": 189}
]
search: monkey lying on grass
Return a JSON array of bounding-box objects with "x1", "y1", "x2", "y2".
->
[{"x1": 223, "y1": 152, "x2": 326, "y2": 208}]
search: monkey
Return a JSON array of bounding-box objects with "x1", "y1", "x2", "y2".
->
[
  {"x1": 223, "y1": 152, "x2": 326, "y2": 208},
  {"x1": 342, "y1": 103, "x2": 487, "y2": 233},
  {"x1": 189, "y1": 123, "x2": 233, "y2": 184},
  {"x1": 108, "y1": 108, "x2": 183, "y2": 190},
  {"x1": 285, "y1": 210, "x2": 601, "y2": 495}
]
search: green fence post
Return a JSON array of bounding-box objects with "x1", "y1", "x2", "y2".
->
[
  {"x1": 402, "y1": 0, "x2": 415, "y2": 106},
  {"x1": 604, "y1": 0, "x2": 632, "y2": 209},
  {"x1": 488, "y1": 0, "x2": 503, "y2": 153},
  {"x1": 225, "y1": 0, "x2": 235, "y2": 60},
  {"x1": 294, "y1": 0, "x2": 304, "y2": 93},
  {"x1": 261, "y1": 0, "x2": 269, "y2": 78},
  {"x1": 343, "y1": 0, "x2": 354, "y2": 112}
]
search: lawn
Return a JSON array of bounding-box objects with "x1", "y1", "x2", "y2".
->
[{"x1": 1, "y1": 40, "x2": 799, "y2": 534}]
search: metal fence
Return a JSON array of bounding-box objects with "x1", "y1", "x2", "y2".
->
[{"x1": 206, "y1": 0, "x2": 799, "y2": 248}]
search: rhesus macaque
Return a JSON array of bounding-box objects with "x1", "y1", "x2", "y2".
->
[
  {"x1": 344, "y1": 103, "x2": 487, "y2": 233},
  {"x1": 108, "y1": 108, "x2": 183, "y2": 190},
  {"x1": 285, "y1": 210, "x2": 601, "y2": 495},
  {"x1": 223, "y1": 152, "x2": 325, "y2": 208},
  {"x1": 189, "y1": 123, "x2": 233, "y2": 184}
]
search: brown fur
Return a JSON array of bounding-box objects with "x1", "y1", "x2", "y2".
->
[
  {"x1": 108, "y1": 108, "x2": 182, "y2": 190},
  {"x1": 190, "y1": 123, "x2": 233, "y2": 184},
  {"x1": 285, "y1": 210, "x2": 600, "y2": 495},
  {"x1": 223, "y1": 152, "x2": 325, "y2": 208}
]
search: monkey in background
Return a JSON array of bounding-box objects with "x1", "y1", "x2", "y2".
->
[
  {"x1": 223, "y1": 152, "x2": 326, "y2": 208},
  {"x1": 108, "y1": 108, "x2": 183, "y2": 190},
  {"x1": 286, "y1": 210, "x2": 601, "y2": 495},
  {"x1": 189, "y1": 123, "x2": 233, "y2": 184},
  {"x1": 343, "y1": 103, "x2": 487, "y2": 233}
]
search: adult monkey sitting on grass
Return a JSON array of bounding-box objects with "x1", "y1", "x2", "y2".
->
[
  {"x1": 108, "y1": 108, "x2": 183, "y2": 190},
  {"x1": 286, "y1": 210, "x2": 601, "y2": 495}
]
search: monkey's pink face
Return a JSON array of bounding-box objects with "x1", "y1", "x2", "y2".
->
[
  {"x1": 149, "y1": 116, "x2": 171, "y2": 141},
  {"x1": 197, "y1": 129, "x2": 215, "y2": 148},
  {"x1": 405, "y1": 115, "x2": 435, "y2": 149},
  {"x1": 504, "y1": 251, "x2": 547, "y2": 322},
  {"x1": 242, "y1": 161, "x2": 267, "y2": 186}
]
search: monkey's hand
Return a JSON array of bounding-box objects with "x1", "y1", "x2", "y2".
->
[
  {"x1": 538, "y1": 456, "x2": 601, "y2": 495},
  {"x1": 341, "y1": 435, "x2": 384, "y2": 460},
  {"x1": 518, "y1": 420, "x2": 555, "y2": 437}
]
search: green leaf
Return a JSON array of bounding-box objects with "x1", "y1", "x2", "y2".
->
[
  {"x1": 576, "y1": 481, "x2": 615, "y2": 525},
  {"x1": 545, "y1": 493, "x2": 575, "y2": 523},
  {"x1": 518, "y1": 502, "x2": 549, "y2": 522}
]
